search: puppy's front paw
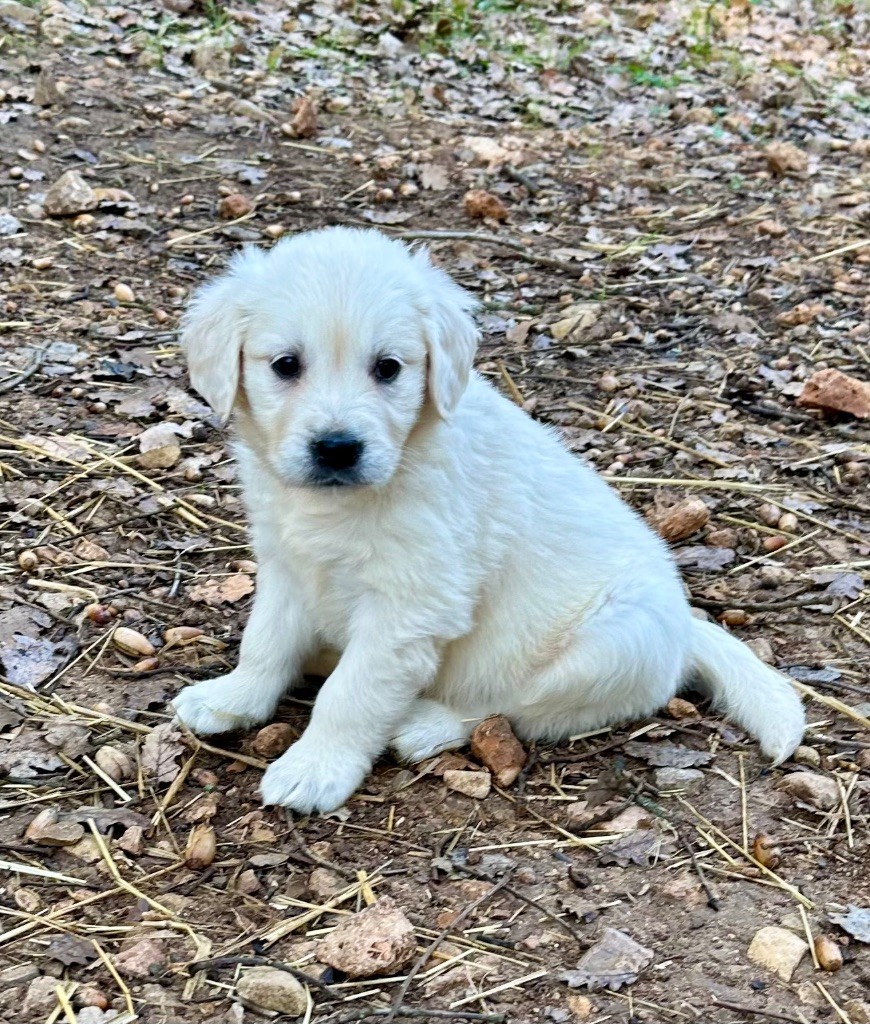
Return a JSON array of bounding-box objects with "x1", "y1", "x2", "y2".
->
[
  {"x1": 260, "y1": 739, "x2": 369, "y2": 814},
  {"x1": 172, "y1": 673, "x2": 272, "y2": 736}
]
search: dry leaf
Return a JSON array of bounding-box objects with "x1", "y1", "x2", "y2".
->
[
  {"x1": 141, "y1": 722, "x2": 185, "y2": 785},
  {"x1": 561, "y1": 928, "x2": 654, "y2": 991},
  {"x1": 188, "y1": 573, "x2": 255, "y2": 606},
  {"x1": 830, "y1": 906, "x2": 870, "y2": 943},
  {"x1": 623, "y1": 742, "x2": 713, "y2": 768}
]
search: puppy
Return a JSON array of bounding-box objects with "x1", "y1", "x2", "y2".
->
[{"x1": 172, "y1": 226, "x2": 805, "y2": 813}]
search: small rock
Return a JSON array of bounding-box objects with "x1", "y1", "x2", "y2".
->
[
  {"x1": 0, "y1": 0, "x2": 40, "y2": 25},
  {"x1": 0, "y1": 211, "x2": 21, "y2": 236},
  {"x1": 113, "y1": 626, "x2": 155, "y2": 658},
  {"x1": 113, "y1": 938, "x2": 166, "y2": 979},
  {"x1": 844, "y1": 1001, "x2": 870, "y2": 1024},
  {"x1": 23, "y1": 977, "x2": 58, "y2": 1016},
  {"x1": 778, "y1": 772, "x2": 839, "y2": 810},
  {"x1": 793, "y1": 745, "x2": 821, "y2": 768},
  {"x1": 289, "y1": 94, "x2": 318, "y2": 138},
  {"x1": 758, "y1": 503, "x2": 781, "y2": 527},
  {"x1": 654, "y1": 767, "x2": 704, "y2": 794},
  {"x1": 76, "y1": 1008, "x2": 110, "y2": 1024},
  {"x1": 114, "y1": 282, "x2": 135, "y2": 303},
  {"x1": 597, "y1": 373, "x2": 620, "y2": 393},
  {"x1": 444, "y1": 769, "x2": 492, "y2": 799},
  {"x1": 74, "y1": 986, "x2": 109, "y2": 1010},
  {"x1": 763, "y1": 535, "x2": 788, "y2": 552},
  {"x1": 43, "y1": 170, "x2": 97, "y2": 217},
  {"x1": 719, "y1": 608, "x2": 750, "y2": 627},
  {"x1": 666, "y1": 697, "x2": 698, "y2": 719},
  {"x1": 746, "y1": 637, "x2": 775, "y2": 664},
  {"x1": 317, "y1": 896, "x2": 416, "y2": 979},
  {"x1": 796, "y1": 368, "x2": 870, "y2": 419},
  {"x1": 237, "y1": 967, "x2": 307, "y2": 1016},
  {"x1": 649, "y1": 499, "x2": 710, "y2": 542},
  {"x1": 599, "y1": 804, "x2": 653, "y2": 832},
  {"x1": 252, "y1": 722, "x2": 296, "y2": 759},
  {"x1": 748, "y1": 926, "x2": 807, "y2": 981},
  {"x1": 25, "y1": 808, "x2": 85, "y2": 847},
  {"x1": 567, "y1": 994, "x2": 596, "y2": 1020},
  {"x1": 814, "y1": 935, "x2": 843, "y2": 972},
  {"x1": 0, "y1": 962, "x2": 39, "y2": 986},
  {"x1": 757, "y1": 219, "x2": 787, "y2": 237},
  {"x1": 308, "y1": 867, "x2": 346, "y2": 900},
  {"x1": 138, "y1": 445, "x2": 181, "y2": 470},
  {"x1": 236, "y1": 869, "x2": 261, "y2": 895},
  {"x1": 33, "y1": 66, "x2": 63, "y2": 106},
  {"x1": 218, "y1": 193, "x2": 253, "y2": 220},
  {"x1": 95, "y1": 745, "x2": 133, "y2": 782},
  {"x1": 765, "y1": 141, "x2": 808, "y2": 175},
  {"x1": 470, "y1": 715, "x2": 527, "y2": 786},
  {"x1": 706, "y1": 528, "x2": 737, "y2": 547},
  {"x1": 463, "y1": 189, "x2": 508, "y2": 221},
  {"x1": 118, "y1": 826, "x2": 144, "y2": 856}
]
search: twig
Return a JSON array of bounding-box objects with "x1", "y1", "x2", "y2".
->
[
  {"x1": 712, "y1": 999, "x2": 803, "y2": 1023},
  {"x1": 329, "y1": 1011, "x2": 506, "y2": 1023},
  {"x1": 188, "y1": 955, "x2": 337, "y2": 996},
  {"x1": 679, "y1": 834, "x2": 720, "y2": 911}
]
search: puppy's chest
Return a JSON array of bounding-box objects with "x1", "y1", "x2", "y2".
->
[{"x1": 273, "y1": 518, "x2": 374, "y2": 646}]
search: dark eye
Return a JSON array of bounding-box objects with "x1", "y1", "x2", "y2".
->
[
  {"x1": 271, "y1": 354, "x2": 301, "y2": 380},
  {"x1": 374, "y1": 357, "x2": 401, "y2": 382}
]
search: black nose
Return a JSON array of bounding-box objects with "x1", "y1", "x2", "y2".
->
[{"x1": 311, "y1": 433, "x2": 364, "y2": 471}]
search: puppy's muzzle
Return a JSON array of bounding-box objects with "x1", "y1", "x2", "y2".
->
[{"x1": 309, "y1": 432, "x2": 365, "y2": 485}]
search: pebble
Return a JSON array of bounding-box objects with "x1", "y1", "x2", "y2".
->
[
  {"x1": 114, "y1": 938, "x2": 166, "y2": 978},
  {"x1": 778, "y1": 771, "x2": 840, "y2": 810},
  {"x1": 236, "y1": 966, "x2": 307, "y2": 1016},
  {"x1": 218, "y1": 193, "x2": 253, "y2": 219},
  {"x1": 654, "y1": 767, "x2": 704, "y2": 793},
  {"x1": 444, "y1": 768, "x2": 492, "y2": 799},
  {"x1": 25, "y1": 808, "x2": 85, "y2": 847},
  {"x1": 317, "y1": 896, "x2": 416, "y2": 978},
  {"x1": 23, "y1": 977, "x2": 59, "y2": 1016},
  {"x1": 252, "y1": 722, "x2": 296, "y2": 758},
  {"x1": 748, "y1": 925, "x2": 808, "y2": 981},
  {"x1": 778, "y1": 512, "x2": 799, "y2": 532},
  {"x1": 746, "y1": 637, "x2": 775, "y2": 664},
  {"x1": 95, "y1": 745, "x2": 133, "y2": 782},
  {"x1": 113, "y1": 282, "x2": 135, "y2": 303},
  {"x1": 0, "y1": 962, "x2": 39, "y2": 985},
  {"x1": 666, "y1": 697, "x2": 698, "y2": 719},
  {"x1": 844, "y1": 1001, "x2": 870, "y2": 1024},
  {"x1": 43, "y1": 169, "x2": 97, "y2": 216},
  {"x1": 793, "y1": 745, "x2": 821, "y2": 768},
  {"x1": 463, "y1": 188, "x2": 508, "y2": 221},
  {"x1": 470, "y1": 715, "x2": 527, "y2": 786},
  {"x1": 650, "y1": 498, "x2": 710, "y2": 543},
  {"x1": 308, "y1": 866, "x2": 346, "y2": 899}
]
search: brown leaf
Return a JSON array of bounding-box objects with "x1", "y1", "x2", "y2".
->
[
  {"x1": 623, "y1": 742, "x2": 713, "y2": 768},
  {"x1": 188, "y1": 573, "x2": 255, "y2": 606},
  {"x1": 45, "y1": 935, "x2": 97, "y2": 967},
  {"x1": 288, "y1": 94, "x2": 318, "y2": 138},
  {"x1": 647, "y1": 498, "x2": 710, "y2": 543},
  {"x1": 598, "y1": 829, "x2": 675, "y2": 868},
  {"x1": 141, "y1": 722, "x2": 184, "y2": 785},
  {"x1": 796, "y1": 368, "x2": 870, "y2": 419},
  {"x1": 765, "y1": 141, "x2": 808, "y2": 175}
]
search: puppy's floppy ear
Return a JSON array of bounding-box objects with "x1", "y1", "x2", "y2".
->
[
  {"x1": 413, "y1": 247, "x2": 480, "y2": 418},
  {"x1": 180, "y1": 247, "x2": 265, "y2": 422}
]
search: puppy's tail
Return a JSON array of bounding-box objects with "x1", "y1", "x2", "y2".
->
[{"x1": 688, "y1": 618, "x2": 805, "y2": 764}]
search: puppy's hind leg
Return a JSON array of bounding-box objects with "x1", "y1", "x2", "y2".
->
[{"x1": 392, "y1": 699, "x2": 474, "y2": 764}]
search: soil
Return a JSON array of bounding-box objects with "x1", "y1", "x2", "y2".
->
[{"x1": 0, "y1": 2, "x2": 868, "y2": 1023}]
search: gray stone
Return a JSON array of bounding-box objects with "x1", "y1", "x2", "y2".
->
[
  {"x1": 236, "y1": 967, "x2": 307, "y2": 1016},
  {"x1": 654, "y1": 767, "x2": 704, "y2": 793}
]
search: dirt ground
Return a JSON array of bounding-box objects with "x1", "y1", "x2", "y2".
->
[{"x1": 1, "y1": 1, "x2": 869, "y2": 1022}]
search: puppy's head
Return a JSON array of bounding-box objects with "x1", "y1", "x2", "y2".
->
[{"x1": 181, "y1": 227, "x2": 479, "y2": 489}]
